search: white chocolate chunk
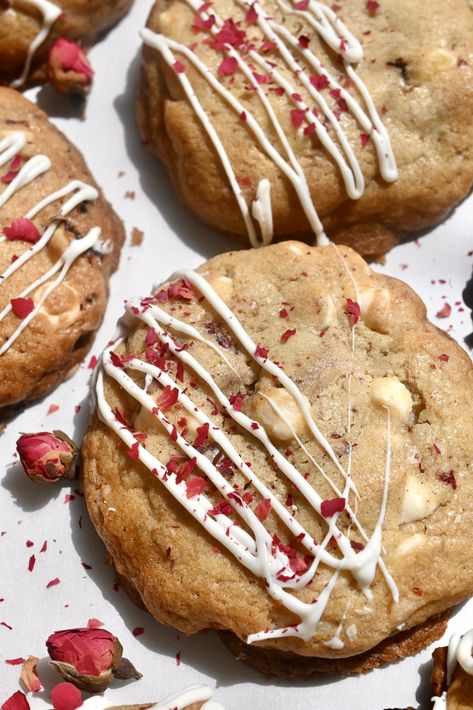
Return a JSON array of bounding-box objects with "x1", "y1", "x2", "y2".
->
[
  {"x1": 286, "y1": 242, "x2": 306, "y2": 255},
  {"x1": 371, "y1": 377, "x2": 413, "y2": 419},
  {"x1": 359, "y1": 287, "x2": 390, "y2": 330},
  {"x1": 253, "y1": 387, "x2": 309, "y2": 442},
  {"x1": 203, "y1": 272, "x2": 233, "y2": 301},
  {"x1": 401, "y1": 475, "x2": 441, "y2": 523},
  {"x1": 35, "y1": 282, "x2": 81, "y2": 328},
  {"x1": 346, "y1": 624, "x2": 357, "y2": 640},
  {"x1": 314, "y1": 293, "x2": 336, "y2": 330},
  {"x1": 395, "y1": 533, "x2": 424, "y2": 556}
]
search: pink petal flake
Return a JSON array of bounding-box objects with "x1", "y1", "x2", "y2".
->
[
  {"x1": 185, "y1": 476, "x2": 206, "y2": 498},
  {"x1": 128, "y1": 442, "x2": 140, "y2": 460},
  {"x1": 310, "y1": 73, "x2": 329, "y2": 91},
  {"x1": 156, "y1": 385, "x2": 179, "y2": 412},
  {"x1": 28, "y1": 554, "x2": 35, "y2": 572},
  {"x1": 294, "y1": 0, "x2": 309, "y2": 8},
  {"x1": 281, "y1": 328, "x2": 296, "y2": 342},
  {"x1": 437, "y1": 471, "x2": 457, "y2": 490},
  {"x1": 218, "y1": 56, "x2": 238, "y2": 77},
  {"x1": 245, "y1": 3, "x2": 258, "y2": 23},
  {"x1": 20, "y1": 655, "x2": 42, "y2": 693},
  {"x1": 436, "y1": 303, "x2": 451, "y2": 318},
  {"x1": 366, "y1": 0, "x2": 380, "y2": 12},
  {"x1": 255, "y1": 344, "x2": 269, "y2": 359},
  {"x1": 1, "y1": 155, "x2": 22, "y2": 184},
  {"x1": 5, "y1": 658, "x2": 25, "y2": 665},
  {"x1": 1, "y1": 691, "x2": 30, "y2": 710},
  {"x1": 321, "y1": 497, "x2": 345, "y2": 517},
  {"x1": 345, "y1": 298, "x2": 361, "y2": 326},
  {"x1": 47, "y1": 404, "x2": 60, "y2": 415},
  {"x1": 290, "y1": 109, "x2": 306, "y2": 128},
  {"x1": 3, "y1": 218, "x2": 40, "y2": 244},
  {"x1": 46, "y1": 577, "x2": 60, "y2": 589},
  {"x1": 87, "y1": 618, "x2": 104, "y2": 629},
  {"x1": 255, "y1": 498, "x2": 272, "y2": 521},
  {"x1": 228, "y1": 392, "x2": 246, "y2": 411},
  {"x1": 194, "y1": 422, "x2": 210, "y2": 448},
  {"x1": 438, "y1": 353, "x2": 449, "y2": 362},
  {"x1": 50, "y1": 682, "x2": 82, "y2": 710},
  {"x1": 173, "y1": 60, "x2": 186, "y2": 74},
  {"x1": 87, "y1": 355, "x2": 97, "y2": 369},
  {"x1": 132, "y1": 627, "x2": 144, "y2": 637},
  {"x1": 11, "y1": 297, "x2": 34, "y2": 319}
]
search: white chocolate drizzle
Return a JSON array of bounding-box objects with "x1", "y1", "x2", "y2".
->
[
  {"x1": 10, "y1": 0, "x2": 62, "y2": 88},
  {"x1": 79, "y1": 684, "x2": 224, "y2": 710},
  {"x1": 0, "y1": 131, "x2": 101, "y2": 355},
  {"x1": 96, "y1": 256, "x2": 399, "y2": 644},
  {"x1": 141, "y1": 0, "x2": 397, "y2": 247},
  {"x1": 430, "y1": 628, "x2": 473, "y2": 708},
  {"x1": 447, "y1": 628, "x2": 473, "y2": 681}
]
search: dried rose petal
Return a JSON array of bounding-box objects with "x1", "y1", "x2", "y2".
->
[
  {"x1": 345, "y1": 299, "x2": 361, "y2": 326},
  {"x1": 218, "y1": 56, "x2": 238, "y2": 77},
  {"x1": 11, "y1": 297, "x2": 34, "y2": 319},
  {"x1": 255, "y1": 498, "x2": 271, "y2": 521},
  {"x1": 20, "y1": 655, "x2": 42, "y2": 692},
  {"x1": 47, "y1": 627, "x2": 127, "y2": 692},
  {"x1": 436, "y1": 303, "x2": 452, "y2": 318},
  {"x1": 321, "y1": 497, "x2": 345, "y2": 517},
  {"x1": 47, "y1": 38, "x2": 93, "y2": 94},
  {"x1": 50, "y1": 683, "x2": 82, "y2": 710},
  {"x1": 16, "y1": 431, "x2": 77, "y2": 485},
  {"x1": 1, "y1": 691, "x2": 30, "y2": 710},
  {"x1": 3, "y1": 218, "x2": 40, "y2": 244},
  {"x1": 185, "y1": 476, "x2": 206, "y2": 498}
]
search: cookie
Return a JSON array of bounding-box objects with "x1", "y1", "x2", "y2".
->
[
  {"x1": 82, "y1": 241, "x2": 473, "y2": 675},
  {"x1": 0, "y1": 87, "x2": 124, "y2": 408},
  {"x1": 431, "y1": 629, "x2": 473, "y2": 709},
  {"x1": 0, "y1": 0, "x2": 134, "y2": 90},
  {"x1": 137, "y1": 0, "x2": 473, "y2": 255}
]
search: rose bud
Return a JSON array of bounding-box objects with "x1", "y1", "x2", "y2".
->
[
  {"x1": 16, "y1": 431, "x2": 78, "y2": 485},
  {"x1": 47, "y1": 38, "x2": 94, "y2": 95},
  {"x1": 46, "y1": 627, "x2": 141, "y2": 693}
]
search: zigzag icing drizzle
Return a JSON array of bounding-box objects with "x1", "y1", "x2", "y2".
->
[
  {"x1": 431, "y1": 629, "x2": 473, "y2": 709},
  {"x1": 80, "y1": 684, "x2": 224, "y2": 710},
  {"x1": 0, "y1": 130, "x2": 101, "y2": 355},
  {"x1": 141, "y1": 0, "x2": 398, "y2": 247},
  {"x1": 9, "y1": 0, "x2": 62, "y2": 88},
  {"x1": 96, "y1": 257, "x2": 398, "y2": 644}
]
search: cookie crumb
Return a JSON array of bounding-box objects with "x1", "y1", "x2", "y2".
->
[{"x1": 131, "y1": 227, "x2": 144, "y2": 246}]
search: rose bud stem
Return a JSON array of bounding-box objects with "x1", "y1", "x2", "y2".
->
[{"x1": 16, "y1": 431, "x2": 78, "y2": 485}]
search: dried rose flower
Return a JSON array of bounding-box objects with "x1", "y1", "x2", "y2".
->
[
  {"x1": 16, "y1": 431, "x2": 77, "y2": 485},
  {"x1": 47, "y1": 38, "x2": 94, "y2": 94},
  {"x1": 47, "y1": 627, "x2": 141, "y2": 693}
]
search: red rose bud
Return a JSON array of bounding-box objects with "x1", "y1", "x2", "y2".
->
[
  {"x1": 50, "y1": 683, "x2": 82, "y2": 710},
  {"x1": 47, "y1": 38, "x2": 93, "y2": 94},
  {"x1": 16, "y1": 431, "x2": 77, "y2": 485},
  {"x1": 46, "y1": 627, "x2": 140, "y2": 692}
]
